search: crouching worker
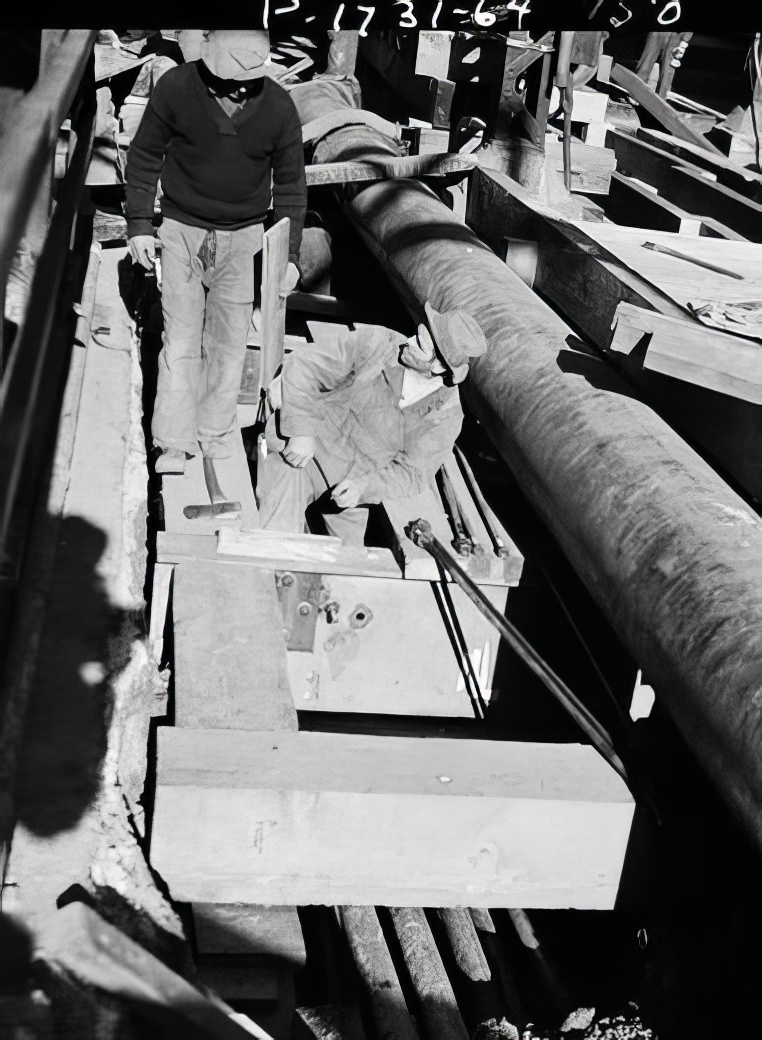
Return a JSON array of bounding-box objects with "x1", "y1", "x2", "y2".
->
[
  {"x1": 125, "y1": 29, "x2": 306, "y2": 474},
  {"x1": 256, "y1": 303, "x2": 488, "y2": 545}
]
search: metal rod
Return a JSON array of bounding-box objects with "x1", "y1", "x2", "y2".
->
[
  {"x1": 642, "y1": 241, "x2": 744, "y2": 280},
  {"x1": 439, "y1": 466, "x2": 473, "y2": 556},
  {"x1": 407, "y1": 519, "x2": 629, "y2": 784},
  {"x1": 453, "y1": 445, "x2": 510, "y2": 558}
]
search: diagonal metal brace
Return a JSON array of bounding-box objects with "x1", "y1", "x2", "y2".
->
[{"x1": 407, "y1": 517, "x2": 629, "y2": 786}]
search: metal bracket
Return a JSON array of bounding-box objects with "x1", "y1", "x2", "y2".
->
[{"x1": 275, "y1": 571, "x2": 323, "y2": 652}]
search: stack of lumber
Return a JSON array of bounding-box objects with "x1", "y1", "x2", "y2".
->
[{"x1": 467, "y1": 164, "x2": 762, "y2": 501}]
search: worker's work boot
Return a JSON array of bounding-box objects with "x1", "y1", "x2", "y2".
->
[{"x1": 155, "y1": 448, "x2": 186, "y2": 475}]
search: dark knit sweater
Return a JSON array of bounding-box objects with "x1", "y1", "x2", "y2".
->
[{"x1": 125, "y1": 62, "x2": 306, "y2": 263}]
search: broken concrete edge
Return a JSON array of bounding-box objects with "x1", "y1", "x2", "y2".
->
[{"x1": 2, "y1": 249, "x2": 200, "y2": 1031}]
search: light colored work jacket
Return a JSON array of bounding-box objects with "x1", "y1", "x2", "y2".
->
[{"x1": 277, "y1": 324, "x2": 463, "y2": 501}]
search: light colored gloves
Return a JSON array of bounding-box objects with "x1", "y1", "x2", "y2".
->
[{"x1": 282, "y1": 434, "x2": 316, "y2": 469}]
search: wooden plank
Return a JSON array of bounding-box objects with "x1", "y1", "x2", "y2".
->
[
  {"x1": 217, "y1": 527, "x2": 402, "y2": 578},
  {"x1": 608, "y1": 127, "x2": 693, "y2": 192},
  {"x1": 159, "y1": 420, "x2": 259, "y2": 535},
  {"x1": 611, "y1": 301, "x2": 762, "y2": 405},
  {"x1": 609, "y1": 63, "x2": 725, "y2": 157},
  {"x1": 157, "y1": 529, "x2": 402, "y2": 579},
  {"x1": 566, "y1": 222, "x2": 762, "y2": 316},
  {"x1": 151, "y1": 727, "x2": 635, "y2": 909},
  {"x1": 339, "y1": 906, "x2": 418, "y2": 1040},
  {"x1": 172, "y1": 559, "x2": 297, "y2": 731},
  {"x1": 669, "y1": 166, "x2": 762, "y2": 241},
  {"x1": 306, "y1": 153, "x2": 473, "y2": 186},
  {"x1": 604, "y1": 171, "x2": 702, "y2": 234},
  {"x1": 389, "y1": 907, "x2": 469, "y2": 1040},
  {"x1": 359, "y1": 33, "x2": 455, "y2": 129},
  {"x1": 609, "y1": 133, "x2": 762, "y2": 239},
  {"x1": 37, "y1": 902, "x2": 272, "y2": 1040},
  {"x1": 193, "y1": 904, "x2": 306, "y2": 965},
  {"x1": 414, "y1": 31, "x2": 454, "y2": 80},
  {"x1": 636, "y1": 126, "x2": 762, "y2": 200},
  {"x1": 287, "y1": 291, "x2": 353, "y2": 318},
  {"x1": 545, "y1": 138, "x2": 615, "y2": 196},
  {"x1": 259, "y1": 217, "x2": 291, "y2": 397}
]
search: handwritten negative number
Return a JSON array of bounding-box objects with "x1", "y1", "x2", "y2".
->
[{"x1": 394, "y1": 0, "x2": 418, "y2": 28}]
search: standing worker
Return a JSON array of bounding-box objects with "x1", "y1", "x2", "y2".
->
[
  {"x1": 256, "y1": 303, "x2": 488, "y2": 545},
  {"x1": 125, "y1": 29, "x2": 307, "y2": 473}
]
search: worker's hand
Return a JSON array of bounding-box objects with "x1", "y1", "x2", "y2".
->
[
  {"x1": 267, "y1": 373, "x2": 282, "y2": 412},
  {"x1": 279, "y1": 262, "x2": 300, "y2": 299},
  {"x1": 282, "y1": 435, "x2": 316, "y2": 468},
  {"x1": 331, "y1": 477, "x2": 362, "y2": 509},
  {"x1": 128, "y1": 235, "x2": 156, "y2": 270}
]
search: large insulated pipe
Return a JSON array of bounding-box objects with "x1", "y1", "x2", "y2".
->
[{"x1": 295, "y1": 77, "x2": 762, "y2": 855}]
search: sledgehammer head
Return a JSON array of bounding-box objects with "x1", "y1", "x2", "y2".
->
[{"x1": 406, "y1": 518, "x2": 433, "y2": 548}]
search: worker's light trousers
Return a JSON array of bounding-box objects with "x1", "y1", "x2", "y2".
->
[{"x1": 152, "y1": 217, "x2": 263, "y2": 458}]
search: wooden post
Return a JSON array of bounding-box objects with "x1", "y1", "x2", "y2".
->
[
  {"x1": 339, "y1": 906, "x2": 419, "y2": 1040},
  {"x1": 389, "y1": 907, "x2": 470, "y2": 1040},
  {"x1": 258, "y1": 217, "x2": 290, "y2": 398}
]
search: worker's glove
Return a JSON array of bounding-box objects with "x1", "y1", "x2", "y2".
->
[
  {"x1": 282, "y1": 434, "x2": 316, "y2": 468},
  {"x1": 279, "y1": 262, "x2": 300, "y2": 299},
  {"x1": 331, "y1": 477, "x2": 362, "y2": 509},
  {"x1": 267, "y1": 373, "x2": 282, "y2": 412},
  {"x1": 128, "y1": 235, "x2": 157, "y2": 270}
]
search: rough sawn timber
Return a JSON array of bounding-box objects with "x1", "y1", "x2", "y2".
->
[
  {"x1": 172, "y1": 559, "x2": 296, "y2": 731},
  {"x1": 151, "y1": 728, "x2": 635, "y2": 909}
]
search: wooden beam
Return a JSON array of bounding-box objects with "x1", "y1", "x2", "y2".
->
[
  {"x1": 37, "y1": 902, "x2": 272, "y2": 1040},
  {"x1": 604, "y1": 171, "x2": 702, "y2": 234},
  {"x1": 636, "y1": 126, "x2": 762, "y2": 201},
  {"x1": 217, "y1": 527, "x2": 402, "y2": 578},
  {"x1": 339, "y1": 906, "x2": 419, "y2": 1040},
  {"x1": 306, "y1": 153, "x2": 474, "y2": 186},
  {"x1": 172, "y1": 559, "x2": 297, "y2": 730},
  {"x1": 193, "y1": 904, "x2": 306, "y2": 965},
  {"x1": 151, "y1": 727, "x2": 635, "y2": 908},
  {"x1": 259, "y1": 217, "x2": 291, "y2": 397},
  {"x1": 359, "y1": 33, "x2": 455, "y2": 129},
  {"x1": 669, "y1": 166, "x2": 762, "y2": 241},
  {"x1": 610, "y1": 301, "x2": 762, "y2": 405},
  {"x1": 609, "y1": 64, "x2": 725, "y2": 157},
  {"x1": 157, "y1": 530, "x2": 402, "y2": 579},
  {"x1": 388, "y1": 907, "x2": 470, "y2": 1040}
]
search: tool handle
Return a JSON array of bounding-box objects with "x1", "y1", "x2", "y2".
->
[
  {"x1": 203, "y1": 456, "x2": 226, "y2": 505},
  {"x1": 554, "y1": 31, "x2": 576, "y2": 88}
]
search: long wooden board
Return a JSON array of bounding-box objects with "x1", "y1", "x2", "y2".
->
[
  {"x1": 636, "y1": 126, "x2": 762, "y2": 200},
  {"x1": 172, "y1": 559, "x2": 297, "y2": 731},
  {"x1": 609, "y1": 64, "x2": 725, "y2": 156},
  {"x1": 611, "y1": 302, "x2": 762, "y2": 405},
  {"x1": 151, "y1": 728, "x2": 635, "y2": 909},
  {"x1": 259, "y1": 218, "x2": 291, "y2": 397},
  {"x1": 306, "y1": 153, "x2": 474, "y2": 186},
  {"x1": 157, "y1": 529, "x2": 403, "y2": 579}
]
